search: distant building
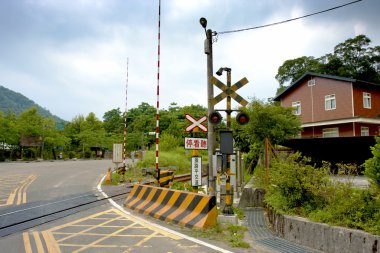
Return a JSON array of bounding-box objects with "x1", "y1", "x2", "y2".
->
[{"x1": 274, "y1": 72, "x2": 380, "y2": 138}]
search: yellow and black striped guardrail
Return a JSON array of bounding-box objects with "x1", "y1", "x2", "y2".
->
[
  {"x1": 142, "y1": 168, "x2": 175, "y2": 187},
  {"x1": 124, "y1": 184, "x2": 217, "y2": 228},
  {"x1": 157, "y1": 170, "x2": 174, "y2": 187}
]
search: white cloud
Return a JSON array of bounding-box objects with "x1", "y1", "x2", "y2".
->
[{"x1": 1, "y1": 0, "x2": 379, "y2": 121}]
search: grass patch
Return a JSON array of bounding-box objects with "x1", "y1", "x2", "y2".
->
[
  {"x1": 137, "y1": 147, "x2": 208, "y2": 175},
  {"x1": 189, "y1": 223, "x2": 250, "y2": 248},
  {"x1": 137, "y1": 148, "x2": 190, "y2": 174}
]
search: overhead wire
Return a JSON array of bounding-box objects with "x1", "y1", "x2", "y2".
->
[{"x1": 217, "y1": 0, "x2": 363, "y2": 35}]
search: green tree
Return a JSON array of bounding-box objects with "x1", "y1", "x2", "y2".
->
[
  {"x1": 0, "y1": 111, "x2": 20, "y2": 160},
  {"x1": 78, "y1": 113, "x2": 107, "y2": 150},
  {"x1": 17, "y1": 107, "x2": 45, "y2": 138},
  {"x1": 275, "y1": 35, "x2": 380, "y2": 93},
  {"x1": 64, "y1": 113, "x2": 108, "y2": 156},
  {"x1": 103, "y1": 108, "x2": 123, "y2": 134},
  {"x1": 0, "y1": 111, "x2": 19, "y2": 145},
  {"x1": 15, "y1": 107, "x2": 66, "y2": 159},
  {"x1": 233, "y1": 99, "x2": 301, "y2": 172},
  {"x1": 64, "y1": 115, "x2": 86, "y2": 150},
  {"x1": 275, "y1": 56, "x2": 321, "y2": 86},
  {"x1": 163, "y1": 104, "x2": 207, "y2": 138}
]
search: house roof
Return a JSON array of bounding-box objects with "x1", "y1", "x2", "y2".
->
[{"x1": 273, "y1": 72, "x2": 380, "y2": 101}]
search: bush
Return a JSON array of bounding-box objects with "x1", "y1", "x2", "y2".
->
[
  {"x1": 68, "y1": 151, "x2": 76, "y2": 159},
  {"x1": 309, "y1": 184, "x2": 380, "y2": 234},
  {"x1": 260, "y1": 152, "x2": 380, "y2": 235},
  {"x1": 159, "y1": 133, "x2": 181, "y2": 152},
  {"x1": 265, "y1": 153, "x2": 330, "y2": 215},
  {"x1": 364, "y1": 136, "x2": 380, "y2": 190}
]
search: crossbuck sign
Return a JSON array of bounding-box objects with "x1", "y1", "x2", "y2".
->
[
  {"x1": 185, "y1": 114, "x2": 208, "y2": 132},
  {"x1": 210, "y1": 76, "x2": 249, "y2": 106}
]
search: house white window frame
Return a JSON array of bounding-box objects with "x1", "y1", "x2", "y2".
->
[
  {"x1": 361, "y1": 126, "x2": 369, "y2": 136},
  {"x1": 308, "y1": 79, "x2": 315, "y2": 86},
  {"x1": 363, "y1": 92, "x2": 371, "y2": 109},
  {"x1": 325, "y1": 94, "x2": 336, "y2": 111},
  {"x1": 323, "y1": 127, "x2": 339, "y2": 138},
  {"x1": 292, "y1": 101, "x2": 301, "y2": 115}
]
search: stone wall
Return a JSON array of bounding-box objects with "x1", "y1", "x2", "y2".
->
[{"x1": 267, "y1": 208, "x2": 380, "y2": 253}]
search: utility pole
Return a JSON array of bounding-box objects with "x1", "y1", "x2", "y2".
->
[{"x1": 200, "y1": 17, "x2": 216, "y2": 196}]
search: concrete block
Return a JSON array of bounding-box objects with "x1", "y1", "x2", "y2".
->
[
  {"x1": 238, "y1": 187, "x2": 265, "y2": 208},
  {"x1": 218, "y1": 214, "x2": 238, "y2": 225}
]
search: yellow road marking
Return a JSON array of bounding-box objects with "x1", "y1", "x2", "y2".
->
[
  {"x1": 40, "y1": 208, "x2": 183, "y2": 252},
  {"x1": 71, "y1": 222, "x2": 136, "y2": 253},
  {"x1": 42, "y1": 231, "x2": 62, "y2": 253},
  {"x1": 21, "y1": 175, "x2": 37, "y2": 204},
  {"x1": 112, "y1": 208, "x2": 181, "y2": 240},
  {"x1": 55, "y1": 214, "x2": 125, "y2": 243},
  {"x1": 33, "y1": 231, "x2": 45, "y2": 253},
  {"x1": 6, "y1": 188, "x2": 18, "y2": 205},
  {"x1": 17, "y1": 186, "x2": 23, "y2": 205},
  {"x1": 135, "y1": 231, "x2": 159, "y2": 247},
  {"x1": 2, "y1": 174, "x2": 36, "y2": 206},
  {"x1": 23, "y1": 232, "x2": 33, "y2": 253}
]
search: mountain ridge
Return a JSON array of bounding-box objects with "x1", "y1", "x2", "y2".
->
[{"x1": 0, "y1": 85, "x2": 66, "y2": 125}]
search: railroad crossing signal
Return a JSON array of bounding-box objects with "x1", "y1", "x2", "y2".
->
[
  {"x1": 208, "y1": 111, "x2": 222, "y2": 125},
  {"x1": 185, "y1": 114, "x2": 208, "y2": 132},
  {"x1": 210, "y1": 76, "x2": 249, "y2": 106}
]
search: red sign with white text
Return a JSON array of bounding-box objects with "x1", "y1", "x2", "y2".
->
[{"x1": 184, "y1": 137, "x2": 207, "y2": 150}]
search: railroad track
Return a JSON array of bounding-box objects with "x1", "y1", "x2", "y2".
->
[
  {"x1": 0, "y1": 175, "x2": 207, "y2": 238},
  {"x1": 173, "y1": 173, "x2": 191, "y2": 182},
  {"x1": 173, "y1": 173, "x2": 208, "y2": 183},
  {"x1": 0, "y1": 188, "x2": 130, "y2": 238}
]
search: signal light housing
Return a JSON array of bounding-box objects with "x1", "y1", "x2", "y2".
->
[
  {"x1": 208, "y1": 111, "x2": 222, "y2": 125},
  {"x1": 236, "y1": 112, "x2": 249, "y2": 125}
]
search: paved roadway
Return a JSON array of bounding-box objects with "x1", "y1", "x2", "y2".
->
[{"x1": 0, "y1": 159, "x2": 274, "y2": 253}]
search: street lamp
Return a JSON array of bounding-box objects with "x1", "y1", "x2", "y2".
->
[{"x1": 200, "y1": 17, "x2": 216, "y2": 196}]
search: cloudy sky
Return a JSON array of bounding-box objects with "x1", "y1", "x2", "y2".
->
[{"x1": 1, "y1": 0, "x2": 379, "y2": 121}]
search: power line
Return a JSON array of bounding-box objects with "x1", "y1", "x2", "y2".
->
[{"x1": 217, "y1": 0, "x2": 363, "y2": 35}]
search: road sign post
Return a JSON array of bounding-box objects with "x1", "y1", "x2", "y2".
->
[{"x1": 184, "y1": 115, "x2": 208, "y2": 192}]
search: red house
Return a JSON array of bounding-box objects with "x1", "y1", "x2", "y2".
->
[{"x1": 274, "y1": 72, "x2": 380, "y2": 138}]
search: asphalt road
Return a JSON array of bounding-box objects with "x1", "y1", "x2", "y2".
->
[
  {"x1": 0, "y1": 159, "x2": 272, "y2": 253},
  {"x1": 0, "y1": 159, "x2": 110, "y2": 203}
]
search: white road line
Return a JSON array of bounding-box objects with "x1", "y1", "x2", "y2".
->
[{"x1": 96, "y1": 175, "x2": 234, "y2": 253}]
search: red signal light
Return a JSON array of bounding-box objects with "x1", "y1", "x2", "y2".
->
[
  {"x1": 236, "y1": 112, "x2": 249, "y2": 125},
  {"x1": 209, "y1": 111, "x2": 222, "y2": 125}
]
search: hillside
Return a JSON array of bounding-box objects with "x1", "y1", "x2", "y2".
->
[{"x1": 0, "y1": 85, "x2": 66, "y2": 126}]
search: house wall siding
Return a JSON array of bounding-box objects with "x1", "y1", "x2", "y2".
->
[
  {"x1": 302, "y1": 123, "x2": 354, "y2": 138},
  {"x1": 353, "y1": 86, "x2": 380, "y2": 117},
  {"x1": 281, "y1": 77, "x2": 353, "y2": 124},
  {"x1": 281, "y1": 78, "x2": 313, "y2": 123},
  {"x1": 354, "y1": 123, "x2": 380, "y2": 136}
]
